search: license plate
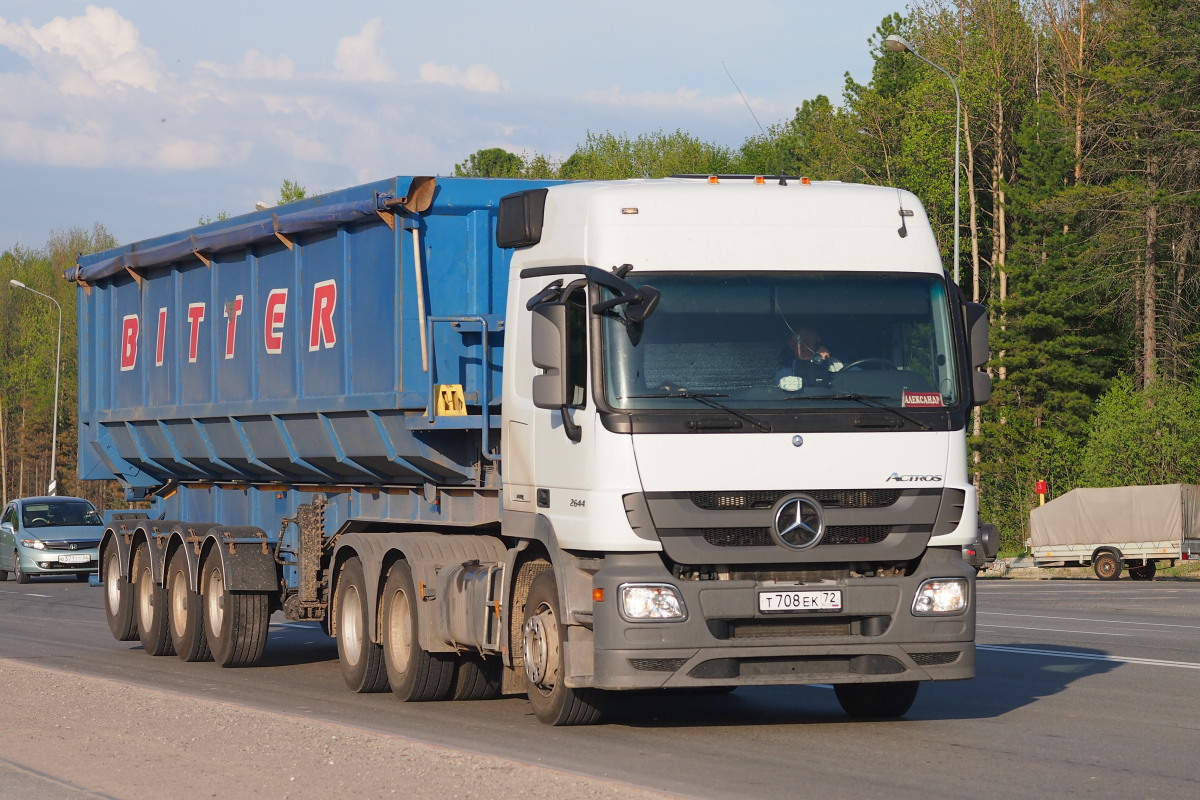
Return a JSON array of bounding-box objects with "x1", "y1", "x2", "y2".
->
[
  {"x1": 59, "y1": 553, "x2": 90, "y2": 564},
  {"x1": 758, "y1": 589, "x2": 842, "y2": 613}
]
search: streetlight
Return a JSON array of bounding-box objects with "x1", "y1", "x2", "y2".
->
[
  {"x1": 883, "y1": 33, "x2": 962, "y2": 286},
  {"x1": 9, "y1": 279, "x2": 62, "y2": 496}
]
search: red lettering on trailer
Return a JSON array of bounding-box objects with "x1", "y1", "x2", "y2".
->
[
  {"x1": 265, "y1": 289, "x2": 287, "y2": 354},
  {"x1": 309, "y1": 280, "x2": 337, "y2": 351},
  {"x1": 224, "y1": 295, "x2": 244, "y2": 360},
  {"x1": 187, "y1": 303, "x2": 206, "y2": 363},
  {"x1": 155, "y1": 308, "x2": 167, "y2": 367},
  {"x1": 120, "y1": 315, "x2": 139, "y2": 371}
]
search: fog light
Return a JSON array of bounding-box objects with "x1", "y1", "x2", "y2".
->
[
  {"x1": 618, "y1": 584, "x2": 686, "y2": 621},
  {"x1": 912, "y1": 578, "x2": 968, "y2": 615}
]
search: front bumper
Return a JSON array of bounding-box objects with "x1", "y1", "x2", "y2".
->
[
  {"x1": 15, "y1": 548, "x2": 99, "y2": 575},
  {"x1": 583, "y1": 547, "x2": 975, "y2": 689}
]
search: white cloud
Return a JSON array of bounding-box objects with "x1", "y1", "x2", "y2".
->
[
  {"x1": 0, "y1": 5, "x2": 161, "y2": 95},
  {"x1": 331, "y1": 19, "x2": 395, "y2": 83},
  {"x1": 581, "y1": 85, "x2": 755, "y2": 114},
  {"x1": 418, "y1": 61, "x2": 508, "y2": 94},
  {"x1": 239, "y1": 49, "x2": 295, "y2": 80}
]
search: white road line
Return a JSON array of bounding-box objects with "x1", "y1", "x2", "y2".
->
[
  {"x1": 979, "y1": 644, "x2": 1200, "y2": 670},
  {"x1": 0, "y1": 590, "x2": 51, "y2": 597},
  {"x1": 978, "y1": 623, "x2": 1130, "y2": 636},
  {"x1": 980, "y1": 611, "x2": 1200, "y2": 630}
]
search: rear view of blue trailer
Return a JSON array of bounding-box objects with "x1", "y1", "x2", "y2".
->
[{"x1": 71, "y1": 174, "x2": 992, "y2": 725}]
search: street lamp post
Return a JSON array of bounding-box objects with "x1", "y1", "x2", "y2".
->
[
  {"x1": 9, "y1": 279, "x2": 62, "y2": 496},
  {"x1": 883, "y1": 33, "x2": 962, "y2": 286}
]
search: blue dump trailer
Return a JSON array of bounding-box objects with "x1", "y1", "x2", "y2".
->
[{"x1": 69, "y1": 174, "x2": 993, "y2": 724}]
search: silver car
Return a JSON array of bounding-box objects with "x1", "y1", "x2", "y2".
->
[{"x1": 0, "y1": 496, "x2": 103, "y2": 583}]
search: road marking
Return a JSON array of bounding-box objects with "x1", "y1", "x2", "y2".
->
[
  {"x1": 978, "y1": 623, "x2": 1130, "y2": 636},
  {"x1": 979, "y1": 644, "x2": 1200, "y2": 670},
  {"x1": 980, "y1": 611, "x2": 1200, "y2": 630},
  {"x1": 0, "y1": 590, "x2": 51, "y2": 598},
  {"x1": 270, "y1": 622, "x2": 323, "y2": 630}
]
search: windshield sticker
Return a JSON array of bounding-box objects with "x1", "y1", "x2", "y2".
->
[{"x1": 902, "y1": 391, "x2": 944, "y2": 408}]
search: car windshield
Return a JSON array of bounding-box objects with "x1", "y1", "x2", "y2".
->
[
  {"x1": 601, "y1": 272, "x2": 961, "y2": 410},
  {"x1": 21, "y1": 500, "x2": 103, "y2": 528}
]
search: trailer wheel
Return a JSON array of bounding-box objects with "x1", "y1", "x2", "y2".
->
[
  {"x1": 380, "y1": 560, "x2": 453, "y2": 701},
  {"x1": 167, "y1": 548, "x2": 211, "y2": 662},
  {"x1": 834, "y1": 681, "x2": 919, "y2": 719},
  {"x1": 102, "y1": 544, "x2": 137, "y2": 641},
  {"x1": 451, "y1": 653, "x2": 502, "y2": 701},
  {"x1": 335, "y1": 557, "x2": 389, "y2": 693},
  {"x1": 1093, "y1": 552, "x2": 1122, "y2": 581},
  {"x1": 134, "y1": 542, "x2": 175, "y2": 657},
  {"x1": 1129, "y1": 562, "x2": 1157, "y2": 581},
  {"x1": 203, "y1": 559, "x2": 268, "y2": 667},
  {"x1": 522, "y1": 570, "x2": 605, "y2": 726}
]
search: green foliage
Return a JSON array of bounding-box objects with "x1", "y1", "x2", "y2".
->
[
  {"x1": 198, "y1": 210, "x2": 230, "y2": 226},
  {"x1": 455, "y1": 148, "x2": 524, "y2": 178},
  {"x1": 559, "y1": 130, "x2": 736, "y2": 180},
  {"x1": 1076, "y1": 376, "x2": 1200, "y2": 487},
  {"x1": 279, "y1": 179, "x2": 307, "y2": 204}
]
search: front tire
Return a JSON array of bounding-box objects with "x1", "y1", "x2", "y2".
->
[
  {"x1": 135, "y1": 542, "x2": 175, "y2": 656},
  {"x1": 203, "y1": 558, "x2": 268, "y2": 667},
  {"x1": 14, "y1": 551, "x2": 30, "y2": 584},
  {"x1": 335, "y1": 557, "x2": 389, "y2": 693},
  {"x1": 522, "y1": 570, "x2": 605, "y2": 726},
  {"x1": 102, "y1": 545, "x2": 137, "y2": 641},
  {"x1": 1093, "y1": 552, "x2": 1122, "y2": 581},
  {"x1": 167, "y1": 549, "x2": 211, "y2": 662},
  {"x1": 380, "y1": 560, "x2": 453, "y2": 701},
  {"x1": 834, "y1": 681, "x2": 920, "y2": 719}
]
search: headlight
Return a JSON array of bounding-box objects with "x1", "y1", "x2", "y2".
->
[
  {"x1": 19, "y1": 538, "x2": 46, "y2": 550},
  {"x1": 912, "y1": 578, "x2": 968, "y2": 615},
  {"x1": 618, "y1": 584, "x2": 686, "y2": 621}
]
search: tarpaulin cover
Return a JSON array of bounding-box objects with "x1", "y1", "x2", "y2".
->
[
  {"x1": 1029, "y1": 484, "x2": 1200, "y2": 547},
  {"x1": 66, "y1": 199, "x2": 381, "y2": 283}
]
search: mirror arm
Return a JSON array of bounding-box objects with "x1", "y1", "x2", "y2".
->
[{"x1": 560, "y1": 407, "x2": 582, "y2": 443}]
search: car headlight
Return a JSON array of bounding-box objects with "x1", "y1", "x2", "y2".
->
[
  {"x1": 618, "y1": 584, "x2": 686, "y2": 621},
  {"x1": 19, "y1": 538, "x2": 46, "y2": 550},
  {"x1": 912, "y1": 578, "x2": 968, "y2": 615}
]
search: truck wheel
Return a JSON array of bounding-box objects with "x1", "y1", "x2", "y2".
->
[
  {"x1": 451, "y1": 654, "x2": 502, "y2": 701},
  {"x1": 335, "y1": 557, "x2": 389, "y2": 693},
  {"x1": 135, "y1": 542, "x2": 176, "y2": 656},
  {"x1": 14, "y1": 551, "x2": 31, "y2": 584},
  {"x1": 834, "y1": 681, "x2": 919, "y2": 719},
  {"x1": 167, "y1": 549, "x2": 211, "y2": 662},
  {"x1": 380, "y1": 560, "x2": 453, "y2": 701},
  {"x1": 1129, "y1": 562, "x2": 1157, "y2": 581},
  {"x1": 522, "y1": 570, "x2": 605, "y2": 726},
  {"x1": 1093, "y1": 552, "x2": 1122, "y2": 581},
  {"x1": 203, "y1": 559, "x2": 268, "y2": 667},
  {"x1": 102, "y1": 545, "x2": 138, "y2": 641}
]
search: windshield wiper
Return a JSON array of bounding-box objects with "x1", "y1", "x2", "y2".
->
[
  {"x1": 625, "y1": 392, "x2": 773, "y2": 432},
  {"x1": 785, "y1": 392, "x2": 932, "y2": 431}
]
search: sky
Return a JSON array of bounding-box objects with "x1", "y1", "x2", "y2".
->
[{"x1": 0, "y1": 0, "x2": 904, "y2": 252}]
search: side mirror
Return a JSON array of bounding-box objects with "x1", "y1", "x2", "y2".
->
[
  {"x1": 965, "y1": 302, "x2": 991, "y2": 405},
  {"x1": 531, "y1": 303, "x2": 568, "y2": 410}
]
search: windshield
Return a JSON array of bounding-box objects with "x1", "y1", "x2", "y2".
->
[
  {"x1": 601, "y1": 273, "x2": 960, "y2": 411},
  {"x1": 22, "y1": 500, "x2": 103, "y2": 528}
]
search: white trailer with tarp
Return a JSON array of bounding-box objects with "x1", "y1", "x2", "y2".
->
[{"x1": 1028, "y1": 484, "x2": 1200, "y2": 580}]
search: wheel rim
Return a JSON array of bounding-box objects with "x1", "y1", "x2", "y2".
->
[
  {"x1": 105, "y1": 552, "x2": 120, "y2": 612},
  {"x1": 384, "y1": 587, "x2": 413, "y2": 679},
  {"x1": 205, "y1": 567, "x2": 225, "y2": 634},
  {"x1": 1098, "y1": 557, "x2": 1115, "y2": 578},
  {"x1": 13, "y1": 552, "x2": 22, "y2": 580},
  {"x1": 137, "y1": 564, "x2": 154, "y2": 630},
  {"x1": 169, "y1": 568, "x2": 188, "y2": 638},
  {"x1": 523, "y1": 602, "x2": 559, "y2": 691},
  {"x1": 341, "y1": 584, "x2": 363, "y2": 667}
]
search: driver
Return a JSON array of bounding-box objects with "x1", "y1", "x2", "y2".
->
[{"x1": 775, "y1": 326, "x2": 843, "y2": 390}]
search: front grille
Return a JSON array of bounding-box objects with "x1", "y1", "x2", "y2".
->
[
  {"x1": 630, "y1": 658, "x2": 689, "y2": 672},
  {"x1": 911, "y1": 651, "x2": 961, "y2": 667},
  {"x1": 42, "y1": 540, "x2": 101, "y2": 551},
  {"x1": 719, "y1": 619, "x2": 852, "y2": 639},
  {"x1": 690, "y1": 489, "x2": 901, "y2": 511},
  {"x1": 702, "y1": 526, "x2": 892, "y2": 547}
]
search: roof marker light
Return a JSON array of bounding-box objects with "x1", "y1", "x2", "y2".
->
[
  {"x1": 800, "y1": 177, "x2": 812, "y2": 185},
  {"x1": 708, "y1": 175, "x2": 719, "y2": 184},
  {"x1": 754, "y1": 175, "x2": 765, "y2": 184},
  {"x1": 621, "y1": 207, "x2": 639, "y2": 215}
]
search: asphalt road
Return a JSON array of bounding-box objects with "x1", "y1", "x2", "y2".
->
[{"x1": 1, "y1": 575, "x2": 1197, "y2": 799}]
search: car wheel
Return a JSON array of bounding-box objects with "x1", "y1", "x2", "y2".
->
[
  {"x1": 14, "y1": 551, "x2": 31, "y2": 584},
  {"x1": 1093, "y1": 552, "x2": 1122, "y2": 581}
]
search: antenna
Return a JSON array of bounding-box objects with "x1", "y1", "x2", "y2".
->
[{"x1": 722, "y1": 62, "x2": 787, "y2": 186}]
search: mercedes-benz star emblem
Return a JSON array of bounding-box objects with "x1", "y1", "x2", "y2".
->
[{"x1": 772, "y1": 494, "x2": 826, "y2": 550}]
